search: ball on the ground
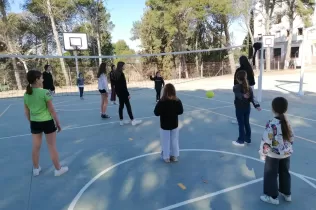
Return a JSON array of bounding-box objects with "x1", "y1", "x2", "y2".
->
[{"x1": 206, "y1": 91, "x2": 215, "y2": 98}]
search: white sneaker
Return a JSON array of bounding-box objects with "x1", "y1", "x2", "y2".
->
[
  {"x1": 232, "y1": 141, "x2": 245, "y2": 147},
  {"x1": 280, "y1": 192, "x2": 292, "y2": 202},
  {"x1": 54, "y1": 166, "x2": 68, "y2": 176},
  {"x1": 260, "y1": 195, "x2": 279, "y2": 205},
  {"x1": 131, "y1": 119, "x2": 142, "y2": 126},
  {"x1": 120, "y1": 120, "x2": 124, "y2": 126},
  {"x1": 33, "y1": 166, "x2": 42, "y2": 176}
]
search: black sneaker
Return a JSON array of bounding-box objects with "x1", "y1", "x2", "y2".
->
[{"x1": 101, "y1": 114, "x2": 111, "y2": 119}]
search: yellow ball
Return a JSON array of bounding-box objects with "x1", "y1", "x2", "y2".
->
[{"x1": 206, "y1": 91, "x2": 215, "y2": 98}]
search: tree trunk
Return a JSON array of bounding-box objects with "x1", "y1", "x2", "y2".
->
[
  {"x1": 195, "y1": 37, "x2": 199, "y2": 77},
  {"x1": 222, "y1": 15, "x2": 236, "y2": 74},
  {"x1": 96, "y1": 32, "x2": 102, "y2": 65},
  {"x1": 265, "y1": 18, "x2": 271, "y2": 71},
  {"x1": 0, "y1": 2, "x2": 22, "y2": 90},
  {"x1": 284, "y1": 17, "x2": 294, "y2": 69},
  {"x1": 46, "y1": 0, "x2": 70, "y2": 86}
]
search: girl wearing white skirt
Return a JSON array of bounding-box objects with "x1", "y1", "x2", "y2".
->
[{"x1": 154, "y1": 83, "x2": 183, "y2": 163}]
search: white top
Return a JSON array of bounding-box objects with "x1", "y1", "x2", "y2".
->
[
  {"x1": 98, "y1": 73, "x2": 108, "y2": 91},
  {"x1": 259, "y1": 117, "x2": 294, "y2": 159}
]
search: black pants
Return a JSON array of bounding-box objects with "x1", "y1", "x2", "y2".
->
[
  {"x1": 264, "y1": 156, "x2": 291, "y2": 197},
  {"x1": 156, "y1": 88, "x2": 161, "y2": 101},
  {"x1": 118, "y1": 96, "x2": 134, "y2": 120},
  {"x1": 235, "y1": 105, "x2": 251, "y2": 143},
  {"x1": 79, "y1": 87, "x2": 84, "y2": 97}
]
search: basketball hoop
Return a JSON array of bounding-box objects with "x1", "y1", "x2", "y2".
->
[
  {"x1": 63, "y1": 33, "x2": 88, "y2": 77},
  {"x1": 63, "y1": 33, "x2": 88, "y2": 51},
  {"x1": 262, "y1": 35, "x2": 275, "y2": 48}
]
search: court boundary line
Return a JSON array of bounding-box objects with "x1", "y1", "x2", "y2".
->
[
  {"x1": 0, "y1": 104, "x2": 12, "y2": 118},
  {"x1": 67, "y1": 149, "x2": 316, "y2": 210},
  {"x1": 0, "y1": 105, "x2": 233, "y2": 140},
  {"x1": 178, "y1": 93, "x2": 316, "y2": 123},
  {"x1": 182, "y1": 103, "x2": 316, "y2": 144},
  {"x1": 157, "y1": 178, "x2": 263, "y2": 210}
]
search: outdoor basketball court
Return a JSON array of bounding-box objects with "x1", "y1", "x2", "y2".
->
[{"x1": 0, "y1": 71, "x2": 316, "y2": 210}]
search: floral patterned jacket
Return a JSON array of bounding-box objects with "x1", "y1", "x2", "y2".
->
[{"x1": 259, "y1": 117, "x2": 294, "y2": 159}]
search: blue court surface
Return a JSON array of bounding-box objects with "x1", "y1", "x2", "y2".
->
[{"x1": 0, "y1": 71, "x2": 316, "y2": 210}]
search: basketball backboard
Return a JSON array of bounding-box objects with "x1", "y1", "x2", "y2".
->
[
  {"x1": 262, "y1": 35, "x2": 275, "y2": 48},
  {"x1": 63, "y1": 33, "x2": 88, "y2": 51}
]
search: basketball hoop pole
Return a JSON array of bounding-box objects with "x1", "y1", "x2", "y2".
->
[
  {"x1": 257, "y1": 44, "x2": 264, "y2": 103},
  {"x1": 299, "y1": 26, "x2": 316, "y2": 96},
  {"x1": 74, "y1": 47, "x2": 79, "y2": 77}
]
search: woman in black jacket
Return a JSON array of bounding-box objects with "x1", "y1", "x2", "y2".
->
[
  {"x1": 232, "y1": 56, "x2": 256, "y2": 124},
  {"x1": 113, "y1": 61, "x2": 141, "y2": 126},
  {"x1": 42, "y1": 65, "x2": 55, "y2": 95}
]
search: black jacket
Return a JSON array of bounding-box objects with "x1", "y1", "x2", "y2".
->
[
  {"x1": 150, "y1": 76, "x2": 165, "y2": 90},
  {"x1": 154, "y1": 98, "x2": 183, "y2": 130},
  {"x1": 109, "y1": 70, "x2": 115, "y2": 85},
  {"x1": 233, "y1": 84, "x2": 260, "y2": 109},
  {"x1": 234, "y1": 67, "x2": 255, "y2": 86},
  {"x1": 42, "y1": 71, "x2": 55, "y2": 91},
  {"x1": 114, "y1": 72, "x2": 129, "y2": 97}
]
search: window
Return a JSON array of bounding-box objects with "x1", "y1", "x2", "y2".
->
[
  {"x1": 276, "y1": 15, "x2": 282, "y2": 24},
  {"x1": 291, "y1": 47, "x2": 299, "y2": 58},
  {"x1": 298, "y1": 28, "x2": 303, "y2": 35},
  {"x1": 258, "y1": 34, "x2": 262, "y2": 41},
  {"x1": 276, "y1": 31, "x2": 281, "y2": 38},
  {"x1": 274, "y1": 48, "x2": 281, "y2": 60}
]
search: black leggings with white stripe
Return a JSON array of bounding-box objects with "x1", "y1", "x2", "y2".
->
[{"x1": 118, "y1": 96, "x2": 134, "y2": 120}]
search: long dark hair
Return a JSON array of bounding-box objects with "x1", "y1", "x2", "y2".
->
[
  {"x1": 111, "y1": 64, "x2": 115, "y2": 71},
  {"x1": 236, "y1": 70, "x2": 249, "y2": 94},
  {"x1": 114, "y1": 61, "x2": 125, "y2": 80},
  {"x1": 97, "y1": 63, "x2": 107, "y2": 78},
  {"x1": 44, "y1": 64, "x2": 51, "y2": 71},
  {"x1": 272, "y1": 97, "x2": 292, "y2": 141},
  {"x1": 26, "y1": 70, "x2": 42, "y2": 95},
  {"x1": 239, "y1": 56, "x2": 254, "y2": 77},
  {"x1": 161, "y1": 83, "x2": 177, "y2": 101}
]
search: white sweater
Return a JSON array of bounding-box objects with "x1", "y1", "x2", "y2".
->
[
  {"x1": 98, "y1": 73, "x2": 108, "y2": 91},
  {"x1": 259, "y1": 117, "x2": 294, "y2": 159}
]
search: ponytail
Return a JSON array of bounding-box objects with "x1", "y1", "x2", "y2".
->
[
  {"x1": 26, "y1": 84, "x2": 33, "y2": 95},
  {"x1": 241, "y1": 78, "x2": 249, "y2": 94},
  {"x1": 26, "y1": 70, "x2": 42, "y2": 95},
  {"x1": 279, "y1": 113, "x2": 292, "y2": 141}
]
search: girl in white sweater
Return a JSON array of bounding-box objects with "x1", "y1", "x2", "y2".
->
[
  {"x1": 97, "y1": 63, "x2": 110, "y2": 119},
  {"x1": 259, "y1": 97, "x2": 294, "y2": 205}
]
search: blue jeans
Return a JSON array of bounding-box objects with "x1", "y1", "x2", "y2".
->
[{"x1": 235, "y1": 105, "x2": 251, "y2": 143}]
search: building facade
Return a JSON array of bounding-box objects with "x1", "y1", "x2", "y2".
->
[{"x1": 253, "y1": 0, "x2": 316, "y2": 68}]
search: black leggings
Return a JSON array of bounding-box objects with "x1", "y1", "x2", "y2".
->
[
  {"x1": 119, "y1": 96, "x2": 134, "y2": 120},
  {"x1": 156, "y1": 88, "x2": 161, "y2": 101},
  {"x1": 79, "y1": 87, "x2": 84, "y2": 97}
]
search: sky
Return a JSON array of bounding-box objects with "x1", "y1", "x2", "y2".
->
[{"x1": 8, "y1": 0, "x2": 246, "y2": 52}]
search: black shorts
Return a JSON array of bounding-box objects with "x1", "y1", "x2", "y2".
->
[
  {"x1": 99, "y1": 89, "x2": 107, "y2": 94},
  {"x1": 30, "y1": 120, "x2": 57, "y2": 134}
]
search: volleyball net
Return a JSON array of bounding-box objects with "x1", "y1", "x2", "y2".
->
[{"x1": 0, "y1": 45, "x2": 245, "y2": 98}]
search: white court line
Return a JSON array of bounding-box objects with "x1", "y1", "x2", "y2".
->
[
  {"x1": 302, "y1": 175, "x2": 316, "y2": 183},
  {"x1": 178, "y1": 93, "x2": 316, "y2": 123},
  {"x1": 54, "y1": 99, "x2": 76, "y2": 105},
  {"x1": 183, "y1": 103, "x2": 316, "y2": 144},
  {"x1": 0, "y1": 104, "x2": 232, "y2": 140},
  {"x1": 56, "y1": 105, "x2": 115, "y2": 112},
  {"x1": 0, "y1": 104, "x2": 12, "y2": 118},
  {"x1": 55, "y1": 101, "x2": 100, "y2": 107},
  {"x1": 157, "y1": 178, "x2": 263, "y2": 210},
  {"x1": 67, "y1": 149, "x2": 316, "y2": 210}
]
